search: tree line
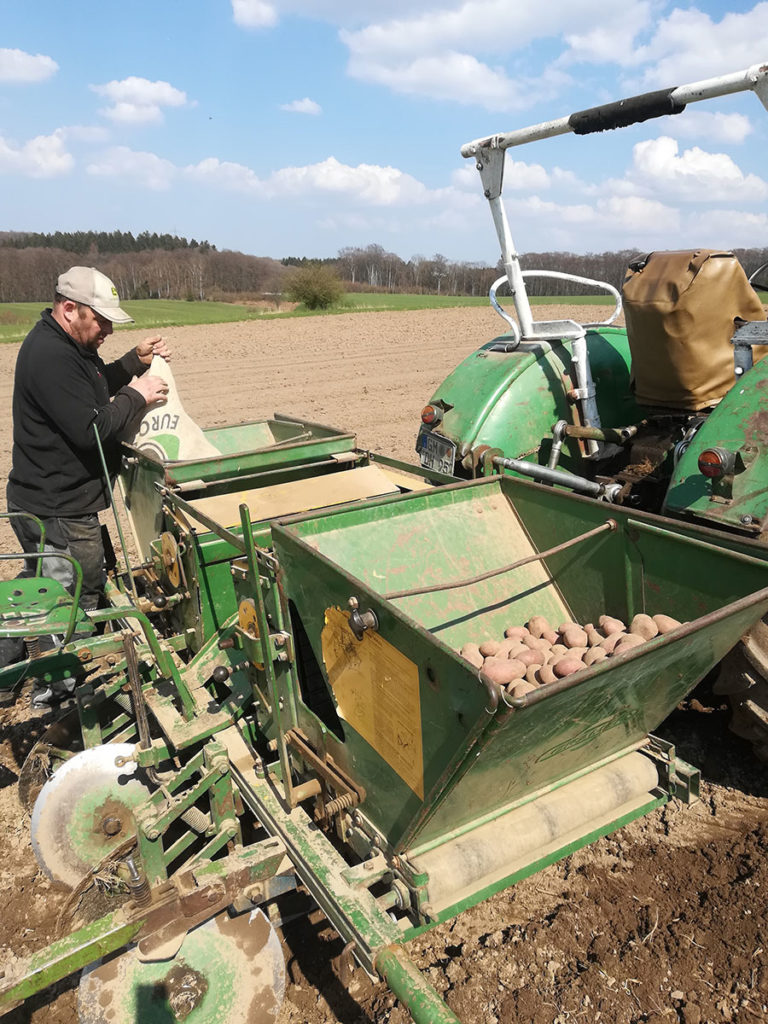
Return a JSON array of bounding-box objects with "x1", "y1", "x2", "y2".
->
[
  {"x1": 289, "y1": 244, "x2": 768, "y2": 298},
  {"x1": 0, "y1": 230, "x2": 214, "y2": 255},
  {"x1": 0, "y1": 246, "x2": 286, "y2": 303},
  {"x1": 1, "y1": 235, "x2": 766, "y2": 304}
]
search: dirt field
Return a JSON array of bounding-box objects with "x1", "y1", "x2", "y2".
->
[{"x1": 1, "y1": 306, "x2": 767, "y2": 1024}]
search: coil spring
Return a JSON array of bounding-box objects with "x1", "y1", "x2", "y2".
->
[
  {"x1": 125, "y1": 856, "x2": 152, "y2": 908},
  {"x1": 24, "y1": 636, "x2": 41, "y2": 659},
  {"x1": 325, "y1": 792, "x2": 356, "y2": 818},
  {"x1": 113, "y1": 691, "x2": 134, "y2": 714},
  {"x1": 181, "y1": 806, "x2": 210, "y2": 833}
]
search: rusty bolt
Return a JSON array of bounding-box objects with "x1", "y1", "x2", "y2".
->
[{"x1": 101, "y1": 816, "x2": 122, "y2": 837}]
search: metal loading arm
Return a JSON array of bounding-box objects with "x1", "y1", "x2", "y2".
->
[{"x1": 461, "y1": 62, "x2": 768, "y2": 159}]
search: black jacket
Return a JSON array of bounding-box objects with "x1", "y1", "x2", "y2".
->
[{"x1": 8, "y1": 309, "x2": 147, "y2": 516}]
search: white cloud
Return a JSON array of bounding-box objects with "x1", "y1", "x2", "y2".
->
[
  {"x1": 91, "y1": 77, "x2": 188, "y2": 124},
  {"x1": 629, "y1": 136, "x2": 768, "y2": 202},
  {"x1": 598, "y1": 194, "x2": 679, "y2": 233},
  {"x1": 561, "y1": 4, "x2": 653, "y2": 65},
  {"x1": 231, "y1": 0, "x2": 277, "y2": 28},
  {"x1": 685, "y1": 208, "x2": 768, "y2": 248},
  {"x1": 0, "y1": 131, "x2": 72, "y2": 178},
  {"x1": 664, "y1": 111, "x2": 753, "y2": 145},
  {"x1": 350, "y1": 50, "x2": 525, "y2": 110},
  {"x1": 626, "y1": 5, "x2": 768, "y2": 85},
  {"x1": 280, "y1": 97, "x2": 322, "y2": 115},
  {"x1": 59, "y1": 124, "x2": 110, "y2": 143},
  {"x1": 87, "y1": 147, "x2": 176, "y2": 190},
  {"x1": 184, "y1": 152, "x2": 470, "y2": 209},
  {"x1": 339, "y1": 1, "x2": 657, "y2": 109},
  {"x1": 0, "y1": 48, "x2": 58, "y2": 83},
  {"x1": 185, "y1": 157, "x2": 263, "y2": 193},
  {"x1": 264, "y1": 156, "x2": 431, "y2": 204}
]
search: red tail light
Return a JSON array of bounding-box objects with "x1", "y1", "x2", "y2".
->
[
  {"x1": 698, "y1": 447, "x2": 736, "y2": 479},
  {"x1": 421, "y1": 404, "x2": 443, "y2": 426}
]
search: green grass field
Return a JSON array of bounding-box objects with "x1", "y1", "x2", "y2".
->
[
  {"x1": 0, "y1": 299, "x2": 271, "y2": 343},
  {"x1": 1, "y1": 291, "x2": 766, "y2": 343}
]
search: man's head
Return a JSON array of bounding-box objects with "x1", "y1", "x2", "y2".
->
[{"x1": 53, "y1": 267, "x2": 134, "y2": 352}]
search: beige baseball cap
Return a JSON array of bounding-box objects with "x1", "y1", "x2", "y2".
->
[{"x1": 56, "y1": 266, "x2": 134, "y2": 324}]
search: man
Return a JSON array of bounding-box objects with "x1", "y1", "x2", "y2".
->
[{"x1": 5, "y1": 266, "x2": 170, "y2": 694}]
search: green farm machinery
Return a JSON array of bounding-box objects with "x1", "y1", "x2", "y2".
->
[
  {"x1": 417, "y1": 61, "x2": 768, "y2": 756},
  {"x1": 3, "y1": 409, "x2": 768, "y2": 1024},
  {"x1": 4, "y1": 61, "x2": 768, "y2": 1024}
]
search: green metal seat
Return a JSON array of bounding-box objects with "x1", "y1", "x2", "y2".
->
[{"x1": 0, "y1": 575, "x2": 94, "y2": 640}]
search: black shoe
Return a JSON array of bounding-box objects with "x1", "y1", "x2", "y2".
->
[{"x1": 30, "y1": 678, "x2": 76, "y2": 709}]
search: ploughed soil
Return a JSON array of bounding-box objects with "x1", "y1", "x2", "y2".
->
[{"x1": 1, "y1": 305, "x2": 767, "y2": 1024}]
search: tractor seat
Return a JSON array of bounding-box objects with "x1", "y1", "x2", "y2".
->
[{"x1": 0, "y1": 576, "x2": 94, "y2": 640}]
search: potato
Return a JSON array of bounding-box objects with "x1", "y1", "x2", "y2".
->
[
  {"x1": 541, "y1": 629, "x2": 560, "y2": 645},
  {"x1": 630, "y1": 613, "x2": 658, "y2": 640},
  {"x1": 522, "y1": 635, "x2": 550, "y2": 652},
  {"x1": 614, "y1": 633, "x2": 646, "y2": 653},
  {"x1": 517, "y1": 647, "x2": 546, "y2": 668},
  {"x1": 599, "y1": 631, "x2": 626, "y2": 654},
  {"x1": 599, "y1": 615, "x2": 626, "y2": 635},
  {"x1": 509, "y1": 680, "x2": 537, "y2": 699},
  {"x1": 504, "y1": 626, "x2": 530, "y2": 641},
  {"x1": 479, "y1": 639, "x2": 503, "y2": 657},
  {"x1": 556, "y1": 620, "x2": 579, "y2": 635},
  {"x1": 653, "y1": 614, "x2": 681, "y2": 635},
  {"x1": 480, "y1": 657, "x2": 524, "y2": 686},
  {"x1": 504, "y1": 642, "x2": 529, "y2": 660},
  {"x1": 583, "y1": 646, "x2": 608, "y2": 666},
  {"x1": 552, "y1": 656, "x2": 585, "y2": 678},
  {"x1": 584, "y1": 625, "x2": 603, "y2": 647},
  {"x1": 509, "y1": 658, "x2": 528, "y2": 680},
  {"x1": 546, "y1": 644, "x2": 569, "y2": 664},
  {"x1": 525, "y1": 663, "x2": 541, "y2": 684},
  {"x1": 536, "y1": 663, "x2": 558, "y2": 685},
  {"x1": 526, "y1": 615, "x2": 552, "y2": 639},
  {"x1": 459, "y1": 643, "x2": 484, "y2": 669},
  {"x1": 561, "y1": 626, "x2": 588, "y2": 649}
]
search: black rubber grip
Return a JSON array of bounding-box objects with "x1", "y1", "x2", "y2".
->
[{"x1": 569, "y1": 88, "x2": 685, "y2": 135}]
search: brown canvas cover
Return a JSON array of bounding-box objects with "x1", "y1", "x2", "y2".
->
[{"x1": 622, "y1": 249, "x2": 767, "y2": 410}]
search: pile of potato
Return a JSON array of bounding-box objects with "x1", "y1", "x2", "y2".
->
[{"x1": 459, "y1": 612, "x2": 682, "y2": 698}]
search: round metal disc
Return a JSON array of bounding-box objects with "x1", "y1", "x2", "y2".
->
[
  {"x1": 78, "y1": 908, "x2": 285, "y2": 1024},
  {"x1": 31, "y1": 744, "x2": 148, "y2": 888},
  {"x1": 161, "y1": 532, "x2": 181, "y2": 589}
]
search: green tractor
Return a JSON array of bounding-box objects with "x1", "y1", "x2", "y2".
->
[{"x1": 416, "y1": 61, "x2": 768, "y2": 755}]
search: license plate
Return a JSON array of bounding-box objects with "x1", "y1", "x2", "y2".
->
[{"x1": 418, "y1": 430, "x2": 456, "y2": 475}]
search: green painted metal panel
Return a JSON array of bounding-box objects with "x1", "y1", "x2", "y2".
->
[
  {"x1": 424, "y1": 328, "x2": 639, "y2": 471},
  {"x1": 664, "y1": 355, "x2": 768, "y2": 532},
  {"x1": 272, "y1": 476, "x2": 768, "y2": 852}
]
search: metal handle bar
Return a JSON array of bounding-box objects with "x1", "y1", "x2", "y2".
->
[
  {"x1": 462, "y1": 61, "x2": 768, "y2": 157},
  {"x1": 0, "y1": 551, "x2": 84, "y2": 644},
  {"x1": 490, "y1": 272, "x2": 622, "y2": 335}
]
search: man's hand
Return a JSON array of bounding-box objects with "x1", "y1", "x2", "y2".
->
[
  {"x1": 136, "y1": 335, "x2": 171, "y2": 366},
  {"x1": 127, "y1": 374, "x2": 170, "y2": 406}
]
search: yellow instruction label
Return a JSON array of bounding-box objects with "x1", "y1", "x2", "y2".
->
[{"x1": 321, "y1": 606, "x2": 424, "y2": 800}]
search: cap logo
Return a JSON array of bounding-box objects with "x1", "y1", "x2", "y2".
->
[{"x1": 111, "y1": 287, "x2": 118, "y2": 297}]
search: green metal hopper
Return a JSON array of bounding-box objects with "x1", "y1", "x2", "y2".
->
[{"x1": 272, "y1": 475, "x2": 768, "y2": 921}]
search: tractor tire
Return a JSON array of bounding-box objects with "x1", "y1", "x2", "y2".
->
[{"x1": 714, "y1": 616, "x2": 768, "y2": 761}]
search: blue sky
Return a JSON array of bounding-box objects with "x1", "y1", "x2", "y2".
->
[{"x1": 1, "y1": 1, "x2": 768, "y2": 264}]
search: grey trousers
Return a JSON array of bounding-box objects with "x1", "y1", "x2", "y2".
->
[{"x1": 7, "y1": 503, "x2": 105, "y2": 612}]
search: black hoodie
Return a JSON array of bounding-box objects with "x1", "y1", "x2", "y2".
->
[{"x1": 8, "y1": 309, "x2": 147, "y2": 516}]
